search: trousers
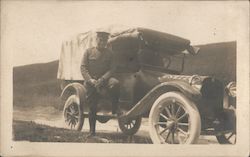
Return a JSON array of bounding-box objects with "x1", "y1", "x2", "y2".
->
[{"x1": 85, "y1": 77, "x2": 120, "y2": 135}]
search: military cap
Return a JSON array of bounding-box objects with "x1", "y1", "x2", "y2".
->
[{"x1": 96, "y1": 31, "x2": 110, "y2": 39}]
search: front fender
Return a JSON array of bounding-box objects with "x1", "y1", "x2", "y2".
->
[
  {"x1": 122, "y1": 80, "x2": 201, "y2": 119},
  {"x1": 164, "y1": 81, "x2": 202, "y2": 100},
  {"x1": 60, "y1": 82, "x2": 87, "y2": 107}
]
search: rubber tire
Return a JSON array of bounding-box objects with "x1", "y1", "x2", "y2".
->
[
  {"x1": 216, "y1": 134, "x2": 236, "y2": 144},
  {"x1": 215, "y1": 108, "x2": 236, "y2": 144},
  {"x1": 149, "y1": 92, "x2": 201, "y2": 144},
  {"x1": 118, "y1": 116, "x2": 142, "y2": 135},
  {"x1": 63, "y1": 95, "x2": 84, "y2": 131}
]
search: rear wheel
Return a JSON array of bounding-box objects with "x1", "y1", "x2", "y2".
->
[
  {"x1": 63, "y1": 95, "x2": 84, "y2": 131},
  {"x1": 149, "y1": 92, "x2": 201, "y2": 144},
  {"x1": 118, "y1": 116, "x2": 142, "y2": 135}
]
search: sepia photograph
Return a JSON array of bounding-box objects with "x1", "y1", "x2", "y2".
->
[{"x1": 0, "y1": 1, "x2": 249, "y2": 156}]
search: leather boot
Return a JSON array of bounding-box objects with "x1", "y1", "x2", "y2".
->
[
  {"x1": 88, "y1": 120, "x2": 96, "y2": 137},
  {"x1": 87, "y1": 109, "x2": 96, "y2": 137}
]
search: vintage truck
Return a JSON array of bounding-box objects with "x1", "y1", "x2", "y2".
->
[{"x1": 57, "y1": 27, "x2": 236, "y2": 144}]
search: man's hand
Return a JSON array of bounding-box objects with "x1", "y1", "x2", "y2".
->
[
  {"x1": 89, "y1": 79, "x2": 97, "y2": 86},
  {"x1": 95, "y1": 78, "x2": 105, "y2": 89}
]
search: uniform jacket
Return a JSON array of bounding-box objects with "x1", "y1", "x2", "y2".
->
[{"x1": 81, "y1": 47, "x2": 115, "y2": 82}]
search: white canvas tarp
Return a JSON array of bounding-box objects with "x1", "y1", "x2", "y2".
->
[
  {"x1": 57, "y1": 26, "x2": 195, "y2": 81},
  {"x1": 57, "y1": 31, "x2": 95, "y2": 80},
  {"x1": 57, "y1": 26, "x2": 137, "y2": 80}
]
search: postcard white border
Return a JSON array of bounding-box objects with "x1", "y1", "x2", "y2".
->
[{"x1": 1, "y1": 1, "x2": 249, "y2": 157}]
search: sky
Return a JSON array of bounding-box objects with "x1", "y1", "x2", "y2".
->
[{"x1": 1, "y1": 1, "x2": 249, "y2": 66}]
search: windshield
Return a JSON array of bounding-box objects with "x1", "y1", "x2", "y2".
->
[{"x1": 138, "y1": 49, "x2": 185, "y2": 74}]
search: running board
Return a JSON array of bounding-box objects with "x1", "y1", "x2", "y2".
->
[{"x1": 83, "y1": 112, "x2": 118, "y2": 119}]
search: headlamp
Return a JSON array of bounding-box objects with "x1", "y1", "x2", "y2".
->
[
  {"x1": 226, "y1": 82, "x2": 236, "y2": 97},
  {"x1": 189, "y1": 75, "x2": 202, "y2": 89}
]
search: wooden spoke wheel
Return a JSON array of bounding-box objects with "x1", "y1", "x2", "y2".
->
[
  {"x1": 149, "y1": 92, "x2": 201, "y2": 144},
  {"x1": 216, "y1": 108, "x2": 236, "y2": 144},
  {"x1": 63, "y1": 95, "x2": 84, "y2": 131},
  {"x1": 118, "y1": 116, "x2": 142, "y2": 135},
  {"x1": 216, "y1": 131, "x2": 236, "y2": 144}
]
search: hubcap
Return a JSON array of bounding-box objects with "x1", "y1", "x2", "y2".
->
[{"x1": 155, "y1": 99, "x2": 190, "y2": 144}]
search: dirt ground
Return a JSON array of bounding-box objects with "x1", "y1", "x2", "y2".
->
[
  {"x1": 13, "y1": 120, "x2": 151, "y2": 143},
  {"x1": 13, "y1": 107, "x2": 219, "y2": 144}
]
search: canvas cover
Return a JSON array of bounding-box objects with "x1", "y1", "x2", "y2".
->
[{"x1": 57, "y1": 26, "x2": 195, "y2": 80}]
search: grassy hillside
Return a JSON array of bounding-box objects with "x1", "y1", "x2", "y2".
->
[
  {"x1": 13, "y1": 41, "x2": 236, "y2": 110},
  {"x1": 13, "y1": 61, "x2": 62, "y2": 110},
  {"x1": 14, "y1": 61, "x2": 59, "y2": 85}
]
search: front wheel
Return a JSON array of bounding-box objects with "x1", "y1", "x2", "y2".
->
[
  {"x1": 149, "y1": 92, "x2": 201, "y2": 144},
  {"x1": 63, "y1": 95, "x2": 84, "y2": 131},
  {"x1": 216, "y1": 131, "x2": 236, "y2": 144},
  {"x1": 215, "y1": 108, "x2": 236, "y2": 144}
]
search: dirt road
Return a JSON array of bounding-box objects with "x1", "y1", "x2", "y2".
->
[{"x1": 13, "y1": 107, "x2": 219, "y2": 144}]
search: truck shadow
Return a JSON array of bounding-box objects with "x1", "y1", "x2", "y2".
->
[
  {"x1": 13, "y1": 120, "x2": 152, "y2": 143},
  {"x1": 85, "y1": 132, "x2": 152, "y2": 144}
]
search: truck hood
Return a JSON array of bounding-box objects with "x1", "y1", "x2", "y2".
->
[{"x1": 158, "y1": 73, "x2": 209, "y2": 86}]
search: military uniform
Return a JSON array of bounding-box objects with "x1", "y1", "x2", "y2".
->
[{"x1": 81, "y1": 46, "x2": 120, "y2": 136}]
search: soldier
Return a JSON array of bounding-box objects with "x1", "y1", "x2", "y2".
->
[{"x1": 80, "y1": 31, "x2": 120, "y2": 137}]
